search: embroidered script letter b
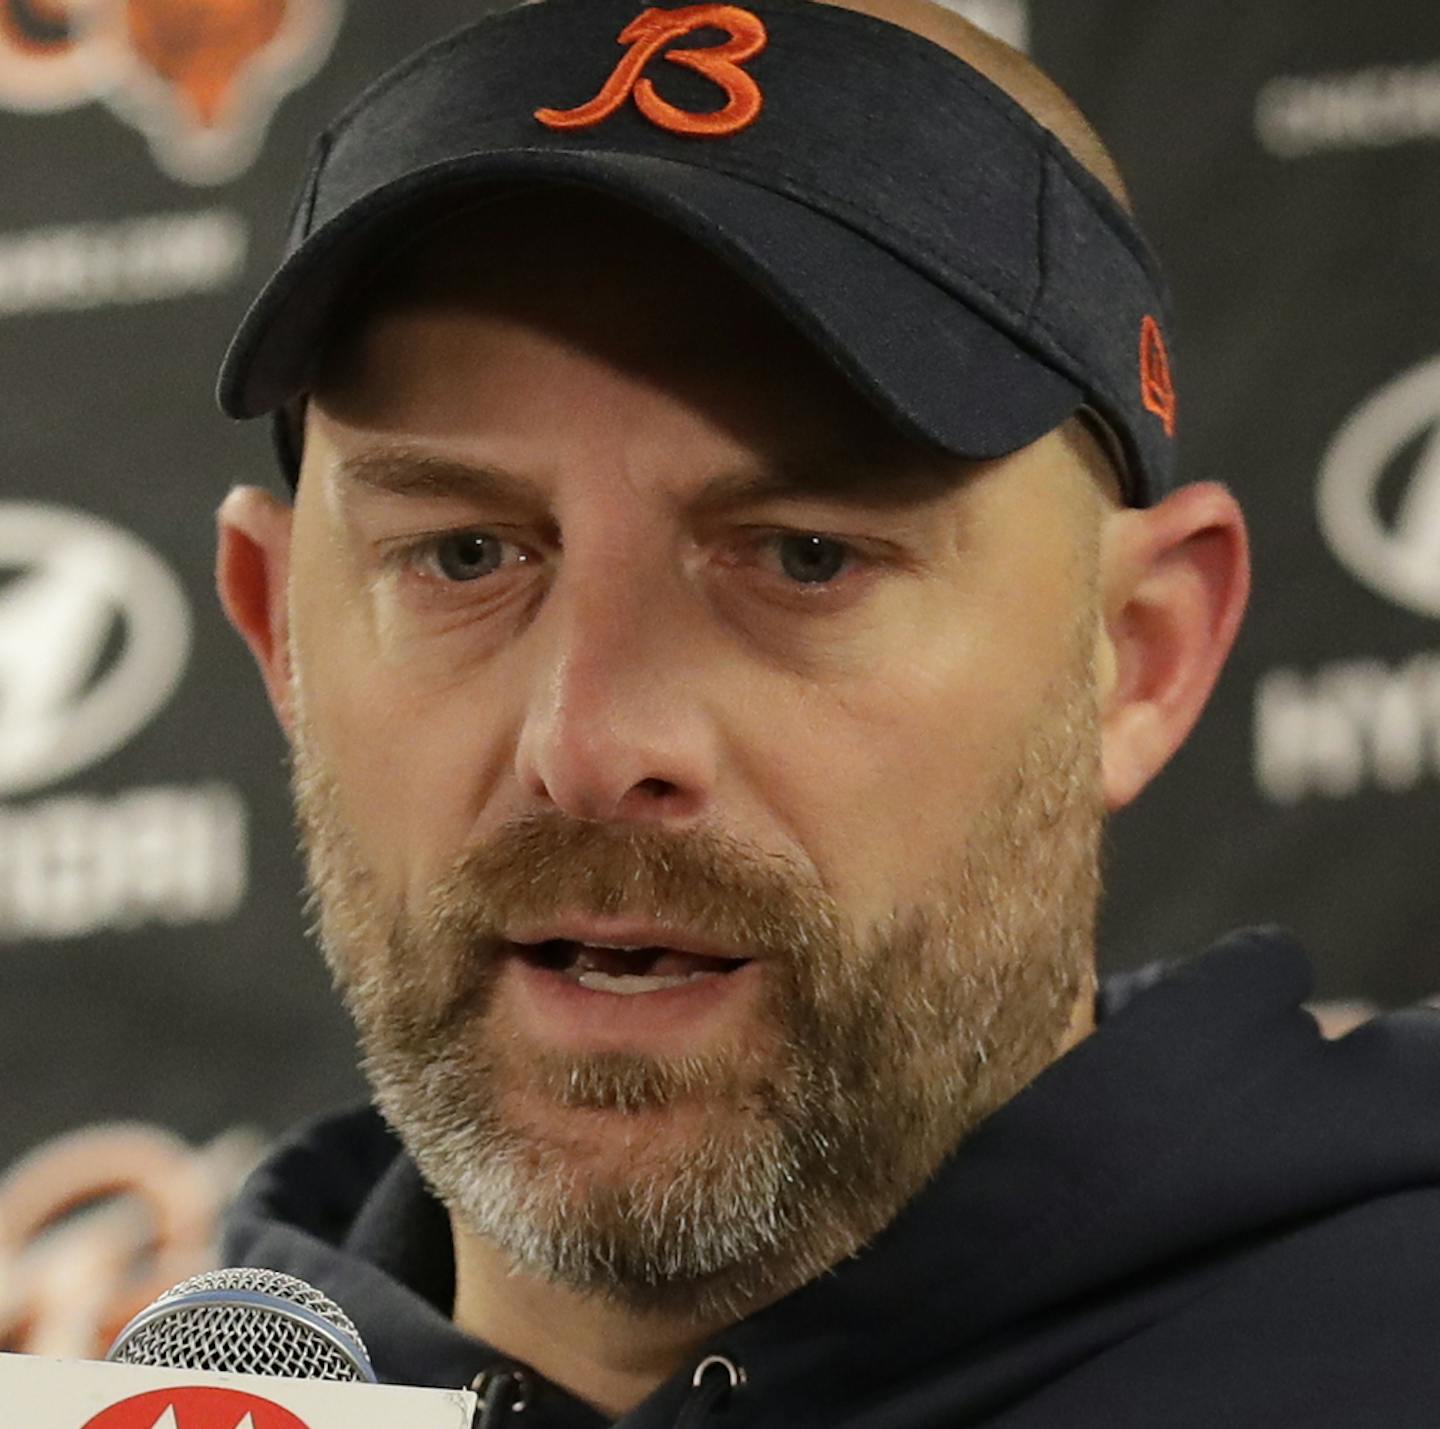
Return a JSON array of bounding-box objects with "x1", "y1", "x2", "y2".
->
[{"x1": 536, "y1": 4, "x2": 768, "y2": 138}]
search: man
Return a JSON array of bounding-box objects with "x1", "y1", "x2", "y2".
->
[{"x1": 213, "y1": 0, "x2": 1440, "y2": 1423}]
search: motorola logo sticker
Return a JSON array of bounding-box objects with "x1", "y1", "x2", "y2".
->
[
  {"x1": 0, "y1": 503, "x2": 191, "y2": 799},
  {"x1": 1317, "y1": 355, "x2": 1440, "y2": 618},
  {"x1": 82, "y1": 1385, "x2": 312, "y2": 1428}
]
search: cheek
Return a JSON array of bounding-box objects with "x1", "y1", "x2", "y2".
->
[
  {"x1": 765, "y1": 615, "x2": 1083, "y2": 914},
  {"x1": 749, "y1": 665, "x2": 1001, "y2": 906},
  {"x1": 290, "y1": 541, "x2": 507, "y2": 894}
]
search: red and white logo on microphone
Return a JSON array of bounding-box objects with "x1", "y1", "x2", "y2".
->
[{"x1": 82, "y1": 1386, "x2": 312, "y2": 1429}]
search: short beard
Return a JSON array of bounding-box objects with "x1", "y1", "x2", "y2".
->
[{"x1": 290, "y1": 658, "x2": 1103, "y2": 1321}]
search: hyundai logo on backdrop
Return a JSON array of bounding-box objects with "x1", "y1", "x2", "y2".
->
[
  {"x1": 1317, "y1": 355, "x2": 1440, "y2": 619},
  {"x1": 1253, "y1": 358, "x2": 1440, "y2": 804},
  {"x1": 0, "y1": 503, "x2": 248, "y2": 941},
  {"x1": 0, "y1": 503, "x2": 190, "y2": 799}
]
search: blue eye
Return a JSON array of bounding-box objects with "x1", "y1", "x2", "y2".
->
[
  {"x1": 777, "y1": 534, "x2": 849, "y2": 584},
  {"x1": 434, "y1": 532, "x2": 507, "y2": 582}
]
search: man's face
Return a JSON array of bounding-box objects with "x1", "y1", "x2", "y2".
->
[{"x1": 283, "y1": 198, "x2": 1107, "y2": 1315}]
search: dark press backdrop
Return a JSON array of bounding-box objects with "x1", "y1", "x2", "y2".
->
[{"x1": 1, "y1": 0, "x2": 1437, "y2": 1358}]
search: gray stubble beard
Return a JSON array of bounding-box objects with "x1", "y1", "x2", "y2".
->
[{"x1": 290, "y1": 654, "x2": 1103, "y2": 1322}]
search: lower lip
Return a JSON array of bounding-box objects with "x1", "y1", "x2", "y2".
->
[{"x1": 502, "y1": 954, "x2": 761, "y2": 1054}]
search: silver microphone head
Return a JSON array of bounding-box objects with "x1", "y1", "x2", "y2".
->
[{"x1": 106, "y1": 1268, "x2": 377, "y2": 1383}]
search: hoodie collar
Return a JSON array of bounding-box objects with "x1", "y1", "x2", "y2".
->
[{"x1": 225, "y1": 930, "x2": 1440, "y2": 1426}]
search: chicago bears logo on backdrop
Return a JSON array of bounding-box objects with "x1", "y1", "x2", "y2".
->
[
  {"x1": 0, "y1": 1123, "x2": 257, "y2": 1358},
  {"x1": 0, "y1": 0, "x2": 341, "y2": 183}
]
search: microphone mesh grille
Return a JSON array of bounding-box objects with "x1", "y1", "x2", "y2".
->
[{"x1": 109, "y1": 1268, "x2": 371, "y2": 1381}]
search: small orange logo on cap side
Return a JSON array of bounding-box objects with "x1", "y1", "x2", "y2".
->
[
  {"x1": 1139, "y1": 314, "x2": 1177, "y2": 438},
  {"x1": 536, "y1": 4, "x2": 767, "y2": 138}
]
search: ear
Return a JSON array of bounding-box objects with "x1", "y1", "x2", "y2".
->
[
  {"x1": 216, "y1": 485, "x2": 296, "y2": 733},
  {"x1": 1096, "y1": 481, "x2": 1250, "y2": 810}
]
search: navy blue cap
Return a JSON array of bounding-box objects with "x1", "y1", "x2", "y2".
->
[{"x1": 218, "y1": 0, "x2": 1179, "y2": 503}]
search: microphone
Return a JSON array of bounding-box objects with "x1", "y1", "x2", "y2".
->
[
  {"x1": 106, "y1": 1267, "x2": 377, "y2": 1382},
  {"x1": 0, "y1": 1268, "x2": 477, "y2": 1426}
]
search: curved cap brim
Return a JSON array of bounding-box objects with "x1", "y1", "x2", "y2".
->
[{"x1": 218, "y1": 148, "x2": 1083, "y2": 464}]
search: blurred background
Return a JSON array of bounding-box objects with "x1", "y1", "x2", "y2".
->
[{"x1": 2, "y1": 0, "x2": 1437, "y2": 1359}]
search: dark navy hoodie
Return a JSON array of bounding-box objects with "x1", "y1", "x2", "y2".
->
[{"x1": 224, "y1": 929, "x2": 1440, "y2": 1427}]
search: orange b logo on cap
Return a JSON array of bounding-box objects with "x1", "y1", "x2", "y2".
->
[
  {"x1": 1139, "y1": 314, "x2": 1177, "y2": 438},
  {"x1": 536, "y1": 4, "x2": 767, "y2": 138}
]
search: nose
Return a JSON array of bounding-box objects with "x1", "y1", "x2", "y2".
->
[{"x1": 513, "y1": 561, "x2": 718, "y2": 824}]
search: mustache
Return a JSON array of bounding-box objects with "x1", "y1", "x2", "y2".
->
[{"x1": 410, "y1": 812, "x2": 845, "y2": 965}]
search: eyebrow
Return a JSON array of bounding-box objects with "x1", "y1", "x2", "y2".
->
[{"x1": 334, "y1": 448, "x2": 541, "y2": 507}]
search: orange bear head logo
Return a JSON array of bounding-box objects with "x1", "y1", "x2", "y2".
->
[
  {"x1": 124, "y1": 0, "x2": 287, "y2": 129},
  {"x1": 0, "y1": 0, "x2": 340, "y2": 183}
]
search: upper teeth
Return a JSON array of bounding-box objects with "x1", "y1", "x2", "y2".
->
[{"x1": 573, "y1": 969, "x2": 712, "y2": 996}]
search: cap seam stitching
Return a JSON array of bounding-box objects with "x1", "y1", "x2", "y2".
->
[
  {"x1": 317, "y1": 16, "x2": 505, "y2": 151},
  {"x1": 645, "y1": 154, "x2": 1142, "y2": 403},
  {"x1": 301, "y1": 131, "x2": 333, "y2": 240},
  {"x1": 753, "y1": 2, "x2": 1161, "y2": 275},
  {"x1": 1026, "y1": 143, "x2": 1052, "y2": 330}
]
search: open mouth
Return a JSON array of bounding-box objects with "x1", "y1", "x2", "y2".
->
[{"x1": 514, "y1": 940, "x2": 752, "y2": 996}]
